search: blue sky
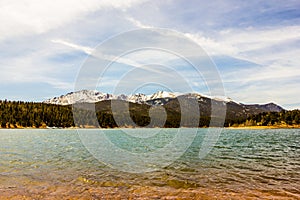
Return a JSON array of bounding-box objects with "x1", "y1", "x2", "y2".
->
[{"x1": 0, "y1": 0, "x2": 299, "y2": 109}]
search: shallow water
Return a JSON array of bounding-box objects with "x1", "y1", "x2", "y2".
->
[{"x1": 0, "y1": 129, "x2": 299, "y2": 199}]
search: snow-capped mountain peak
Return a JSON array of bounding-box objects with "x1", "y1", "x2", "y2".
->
[
  {"x1": 43, "y1": 90, "x2": 115, "y2": 105},
  {"x1": 43, "y1": 89, "x2": 240, "y2": 106},
  {"x1": 128, "y1": 93, "x2": 148, "y2": 103},
  {"x1": 148, "y1": 91, "x2": 176, "y2": 100},
  {"x1": 212, "y1": 96, "x2": 240, "y2": 104}
]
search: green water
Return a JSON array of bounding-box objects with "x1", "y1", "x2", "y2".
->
[{"x1": 0, "y1": 129, "x2": 299, "y2": 197}]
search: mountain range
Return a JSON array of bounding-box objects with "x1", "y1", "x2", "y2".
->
[
  {"x1": 44, "y1": 90, "x2": 180, "y2": 105},
  {"x1": 44, "y1": 90, "x2": 284, "y2": 122},
  {"x1": 0, "y1": 90, "x2": 290, "y2": 128}
]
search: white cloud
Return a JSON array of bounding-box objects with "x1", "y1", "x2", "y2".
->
[
  {"x1": 51, "y1": 39, "x2": 93, "y2": 55},
  {"x1": 222, "y1": 64, "x2": 300, "y2": 84},
  {"x1": 0, "y1": 1, "x2": 299, "y2": 108},
  {"x1": 126, "y1": 17, "x2": 154, "y2": 29},
  {"x1": 0, "y1": 52, "x2": 74, "y2": 90},
  {"x1": 184, "y1": 33, "x2": 238, "y2": 56},
  {"x1": 51, "y1": 38, "x2": 182, "y2": 76},
  {"x1": 185, "y1": 26, "x2": 300, "y2": 63},
  {"x1": 0, "y1": 0, "x2": 146, "y2": 41},
  {"x1": 126, "y1": 16, "x2": 300, "y2": 68},
  {"x1": 181, "y1": 26, "x2": 300, "y2": 109}
]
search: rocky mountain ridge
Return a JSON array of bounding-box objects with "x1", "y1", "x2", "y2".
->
[
  {"x1": 44, "y1": 90, "x2": 238, "y2": 106},
  {"x1": 43, "y1": 90, "x2": 285, "y2": 121},
  {"x1": 44, "y1": 90, "x2": 284, "y2": 113}
]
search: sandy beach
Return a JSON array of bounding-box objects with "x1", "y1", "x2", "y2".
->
[
  {"x1": 226, "y1": 125, "x2": 300, "y2": 129},
  {"x1": 1, "y1": 184, "x2": 299, "y2": 200}
]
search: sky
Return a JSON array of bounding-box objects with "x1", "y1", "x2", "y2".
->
[{"x1": 0, "y1": 0, "x2": 299, "y2": 109}]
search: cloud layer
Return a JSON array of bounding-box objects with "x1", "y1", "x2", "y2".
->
[{"x1": 0, "y1": 0, "x2": 299, "y2": 109}]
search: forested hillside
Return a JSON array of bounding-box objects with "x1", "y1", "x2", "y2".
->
[
  {"x1": 0, "y1": 100, "x2": 74, "y2": 128},
  {"x1": 0, "y1": 99, "x2": 299, "y2": 128},
  {"x1": 235, "y1": 110, "x2": 300, "y2": 127}
]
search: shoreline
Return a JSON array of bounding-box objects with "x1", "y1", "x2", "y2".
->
[
  {"x1": 226, "y1": 125, "x2": 300, "y2": 129},
  {"x1": 0, "y1": 125, "x2": 299, "y2": 130},
  {"x1": 1, "y1": 185, "x2": 298, "y2": 200}
]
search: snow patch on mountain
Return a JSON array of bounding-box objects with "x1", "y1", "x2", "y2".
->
[
  {"x1": 212, "y1": 96, "x2": 241, "y2": 105},
  {"x1": 43, "y1": 90, "x2": 239, "y2": 106},
  {"x1": 128, "y1": 93, "x2": 148, "y2": 104},
  {"x1": 43, "y1": 90, "x2": 115, "y2": 105},
  {"x1": 148, "y1": 91, "x2": 176, "y2": 100}
]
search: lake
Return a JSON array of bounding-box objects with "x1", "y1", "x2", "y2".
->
[{"x1": 0, "y1": 129, "x2": 299, "y2": 199}]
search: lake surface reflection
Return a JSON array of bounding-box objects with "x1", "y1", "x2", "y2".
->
[{"x1": 0, "y1": 129, "x2": 299, "y2": 199}]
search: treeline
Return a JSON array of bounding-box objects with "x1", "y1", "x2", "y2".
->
[
  {"x1": 233, "y1": 110, "x2": 300, "y2": 127},
  {"x1": 0, "y1": 100, "x2": 74, "y2": 128},
  {"x1": 0, "y1": 100, "x2": 213, "y2": 128},
  {"x1": 0, "y1": 100, "x2": 299, "y2": 128}
]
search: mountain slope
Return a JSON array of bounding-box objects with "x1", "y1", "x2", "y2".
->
[
  {"x1": 44, "y1": 90, "x2": 284, "y2": 123},
  {"x1": 44, "y1": 90, "x2": 181, "y2": 105},
  {"x1": 0, "y1": 99, "x2": 296, "y2": 128},
  {"x1": 43, "y1": 90, "x2": 115, "y2": 105}
]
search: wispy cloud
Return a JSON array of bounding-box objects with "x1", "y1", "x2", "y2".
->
[
  {"x1": 0, "y1": 0, "x2": 299, "y2": 109},
  {"x1": 126, "y1": 17, "x2": 154, "y2": 29},
  {"x1": 0, "y1": 0, "x2": 146, "y2": 41},
  {"x1": 51, "y1": 39, "x2": 93, "y2": 55},
  {"x1": 51, "y1": 38, "x2": 182, "y2": 77}
]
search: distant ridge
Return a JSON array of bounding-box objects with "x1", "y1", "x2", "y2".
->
[
  {"x1": 44, "y1": 90, "x2": 180, "y2": 106},
  {"x1": 43, "y1": 90, "x2": 285, "y2": 120},
  {"x1": 0, "y1": 90, "x2": 291, "y2": 128},
  {"x1": 44, "y1": 90, "x2": 284, "y2": 111}
]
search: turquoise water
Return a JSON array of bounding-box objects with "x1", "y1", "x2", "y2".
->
[{"x1": 0, "y1": 129, "x2": 299, "y2": 198}]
